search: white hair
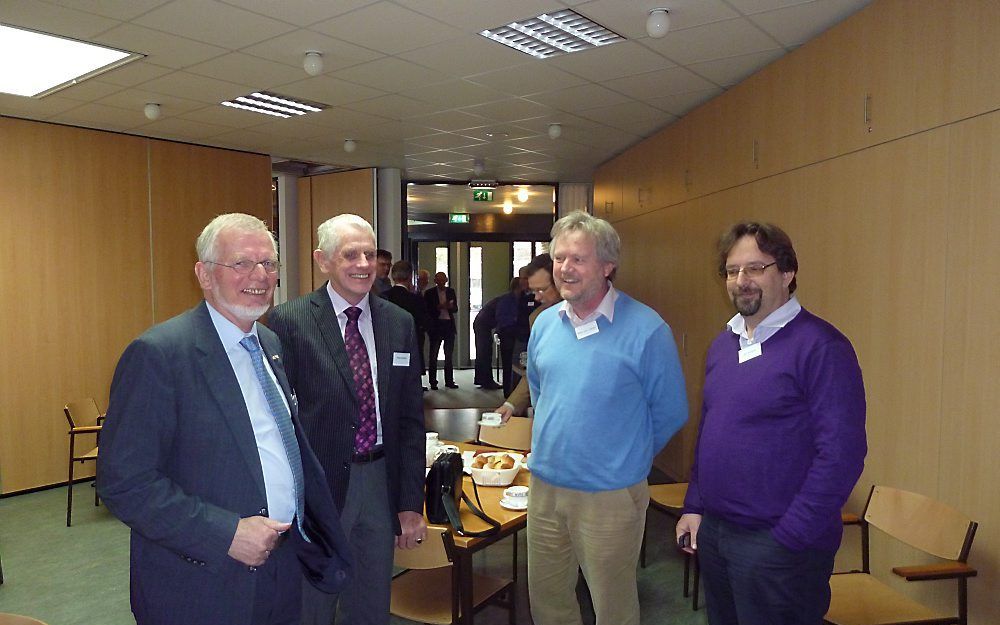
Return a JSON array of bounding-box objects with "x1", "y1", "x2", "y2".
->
[
  {"x1": 196, "y1": 213, "x2": 276, "y2": 262},
  {"x1": 315, "y1": 214, "x2": 375, "y2": 254}
]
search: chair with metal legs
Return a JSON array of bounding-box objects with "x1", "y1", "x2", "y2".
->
[{"x1": 63, "y1": 398, "x2": 104, "y2": 526}]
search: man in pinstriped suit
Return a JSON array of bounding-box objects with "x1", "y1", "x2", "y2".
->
[{"x1": 267, "y1": 214, "x2": 426, "y2": 625}]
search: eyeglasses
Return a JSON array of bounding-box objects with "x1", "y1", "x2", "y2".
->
[
  {"x1": 722, "y1": 261, "x2": 776, "y2": 280},
  {"x1": 531, "y1": 283, "x2": 554, "y2": 295},
  {"x1": 206, "y1": 260, "x2": 280, "y2": 275}
]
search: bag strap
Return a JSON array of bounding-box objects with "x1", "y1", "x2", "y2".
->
[{"x1": 441, "y1": 481, "x2": 501, "y2": 537}]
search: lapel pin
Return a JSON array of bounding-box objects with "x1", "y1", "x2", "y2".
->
[{"x1": 271, "y1": 354, "x2": 280, "y2": 361}]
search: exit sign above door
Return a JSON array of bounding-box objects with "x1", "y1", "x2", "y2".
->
[{"x1": 472, "y1": 189, "x2": 493, "y2": 201}]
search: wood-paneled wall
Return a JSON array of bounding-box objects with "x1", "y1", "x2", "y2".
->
[
  {"x1": 0, "y1": 117, "x2": 271, "y2": 494},
  {"x1": 296, "y1": 169, "x2": 375, "y2": 294},
  {"x1": 597, "y1": 1, "x2": 999, "y2": 623}
]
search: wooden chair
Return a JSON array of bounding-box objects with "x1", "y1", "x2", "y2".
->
[
  {"x1": 390, "y1": 525, "x2": 515, "y2": 625},
  {"x1": 0, "y1": 615, "x2": 51, "y2": 625},
  {"x1": 64, "y1": 399, "x2": 104, "y2": 527},
  {"x1": 641, "y1": 482, "x2": 699, "y2": 610},
  {"x1": 478, "y1": 417, "x2": 533, "y2": 451},
  {"x1": 825, "y1": 485, "x2": 978, "y2": 625}
]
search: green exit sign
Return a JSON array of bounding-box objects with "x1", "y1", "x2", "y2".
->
[
  {"x1": 449, "y1": 213, "x2": 470, "y2": 224},
  {"x1": 472, "y1": 189, "x2": 493, "y2": 202}
]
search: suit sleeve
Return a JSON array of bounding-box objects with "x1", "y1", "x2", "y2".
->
[
  {"x1": 97, "y1": 338, "x2": 238, "y2": 568},
  {"x1": 394, "y1": 314, "x2": 428, "y2": 515}
]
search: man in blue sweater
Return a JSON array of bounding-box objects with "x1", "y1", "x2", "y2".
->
[
  {"x1": 527, "y1": 211, "x2": 688, "y2": 625},
  {"x1": 677, "y1": 222, "x2": 867, "y2": 625}
]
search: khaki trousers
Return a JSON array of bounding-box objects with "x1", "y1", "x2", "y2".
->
[{"x1": 527, "y1": 476, "x2": 649, "y2": 625}]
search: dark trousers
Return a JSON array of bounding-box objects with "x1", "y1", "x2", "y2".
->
[
  {"x1": 427, "y1": 319, "x2": 455, "y2": 386},
  {"x1": 497, "y1": 329, "x2": 517, "y2": 396},
  {"x1": 473, "y1": 329, "x2": 495, "y2": 385},
  {"x1": 251, "y1": 527, "x2": 301, "y2": 625},
  {"x1": 301, "y1": 458, "x2": 393, "y2": 625},
  {"x1": 697, "y1": 514, "x2": 835, "y2": 625}
]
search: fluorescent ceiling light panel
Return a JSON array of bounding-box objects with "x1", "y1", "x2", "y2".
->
[
  {"x1": 480, "y1": 10, "x2": 624, "y2": 59},
  {"x1": 221, "y1": 91, "x2": 327, "y2": 119},
  {"x1": 0, "y1": 24, "x2": 140, "y2": 97}
]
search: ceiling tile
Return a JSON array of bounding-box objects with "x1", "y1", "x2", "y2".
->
[
  {"x1": 602, "y1": 66, "x2": 718, "y2": 100},
  {"x1": 725, "y1": 0, "x2": 815, "y2": 16},
  {"x1": 47, "y1": 102, "x2": 148, "y2": 131},
  {"x1": 94, "y1": 88, "x2": 207, "y2": 115},
  {"x1": 220, "y1": 0, "x2": 377, "y2": 27},
  {"x1": 643, "y1": 16, "x2": 783, "y2": 65},
  {"x1": 526, "y1": 83, "x2": 632, "y2": 113},
  {"x1": 645, "y1": 87, "x2": 723, "y2": 116},
  {"x1": 749, "y1": 0, "x2": 871, "y2": 47},
  {"x1": 459, "y1": 98, "x2": 553, "y2": 124},
  {"x1": 95, "y1": 23, "x2": 229, "y2": 69},
  {"x1": 135, "y1": 115, "x2": 236, "y2": 140},
  {"x1": 133, "y1": 0, "x2": 296, "y2": 49},
  {"x1": 240, "y1": 30, "x2": 383, "y2": 71},
  {"x1": 95, "y1": 60, "x2": 174, "y2": 87},
  {"x1": 546, "y1": 41, "x2": 675, "y2": 83},
  {"x1": 393, "y1": 0, "x2": 564, "y2": 31},
  {"x1": 1, "y1": 0, "x2": 122, "y2": 39},
  {"x1": 43, "y1": 0, "x2": 171, "y2": 21},
  {"x1": 398, "y1": 35, "x2": 528, "y2": 78},
  {"x1": 274, "y1": 76, "x2": 387, "y2": 107},
  {"x1": 332, "y1": 58, "x2": 450, "y2": 93},
  {"x1": 407, "y1": 133, "x2": 487, "y2": 151},
  {"x1": 401, "y1": 80, "x2": 507, "y2": 109},
  {"x1": 574, "y1": 0, "x2": 740, "y2": 40},
  {"x1": 466, "y1": 64, "x2": 587, "y2": 97},
  {"x1": 341, "y1": 95, "x2": 438, "y2": 121},
  {"x1": 138, "y1": 71, "x2": 253, "y2": 104},
  {"x1": 53, "y1": 79, "x2": 126, "y2": 102},
  {"x1": 311, "y1": 1, "x2": 464, "y2": 55},
  {"x1": 177, "y1": 104, "x2": 278, "y2": 128},
  {"x1": 298, "y1": 106, "x2": 392, "y2": 130},
  {"x1": 575, "y1": 101, "x2": 671, "y2": 131},
  {"x1": 407, "y1": 110, "x2": 490, "y2": 133},
  {"x1": 0, "y1": 94, "x2": 85, "y2": 119},
  {"x1": 687, "y1": 48, "x2": 786, "y2": 86},
  {"x1": 186, "y1": 52, "x2": 305, "y2": 88}
]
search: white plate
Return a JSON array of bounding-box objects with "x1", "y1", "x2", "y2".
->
[{"x1": 499, "y1": 497, "x2": 528, "y2": 511}]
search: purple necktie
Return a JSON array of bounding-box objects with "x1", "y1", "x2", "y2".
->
[{"x1": 344, "y1": 306, "x2": 377, "y2": 454}]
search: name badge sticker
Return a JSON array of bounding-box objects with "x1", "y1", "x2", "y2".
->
[
  {"x1": 738, "y1": 342, "x2": 762, "y2": 363},
  {"x1": 574, "y1": 320, "x2": 600, "y2": 340},
  {"x1": 392, "y1": 352, "x2": 411, "y2": 367}
]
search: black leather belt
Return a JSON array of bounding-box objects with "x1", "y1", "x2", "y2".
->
[{"x1": 351, "y1": 447, "x2": 385, "y2": 464}]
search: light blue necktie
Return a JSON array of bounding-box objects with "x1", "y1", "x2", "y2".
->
[{"x1": 240, "y1": 335, "x2": 307, "y2": 541}]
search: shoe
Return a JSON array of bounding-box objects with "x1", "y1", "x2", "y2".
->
[
  {"x1": 478, "y1": 381, "x2": 502, "y2": 390},
  {"x1": 422, "y1": 386, "x2": 429, "y2": 392},
  {"x1": 429, "y1": 383, "x2": 438, "y2": 390},
  {"x1": 445, "y1": 383, "x2": 459, "y2": 389}
]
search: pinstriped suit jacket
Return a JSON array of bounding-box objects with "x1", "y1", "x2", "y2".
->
[{"x1": 266, "y1": 285, "x2": 426, "y2": 530}]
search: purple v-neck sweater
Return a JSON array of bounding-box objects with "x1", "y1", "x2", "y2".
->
[{"x1": 684, "y1": 308, "x2": 867, "y2": 552}]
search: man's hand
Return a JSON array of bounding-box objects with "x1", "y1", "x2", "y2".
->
[
  {"x1": 396, "y1": 511, "x2": 427, "y2": 550},
  {"x1": 228, "y1": 516, "x2": 291, "y2": 566},
  {"x1": 495, "y1": 403, "x2": 514, "y2": 423},
  {"x1": 675, "y1": 513, "x2": 701, "y2": 555}
]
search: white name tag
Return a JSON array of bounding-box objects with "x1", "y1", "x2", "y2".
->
[
  {"x1": 574, "y1": 320, "x2": 600, "y2": 340},
  {"x1": 738, "y1": 342, "x2": 762, "y2": 363},
  {"x1": 392, "y1": 352, "x2": 410, "y2": 366}
]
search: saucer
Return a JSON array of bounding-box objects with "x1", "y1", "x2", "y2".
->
[
  {"x1": 478, "y1": 419, "x2": 502, "y2": 426},
  {"x1": 499, "y1": 497, "x2": 528, "y2": 511}
]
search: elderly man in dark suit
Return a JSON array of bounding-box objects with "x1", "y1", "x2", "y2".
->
[
  {"x1": 98, "y1": 213, "x2": 351, "y2": 625},
  {"x1": 423, "y1": 271, "x2": 459, "y2": 390},
  {"x1": 267, "y1": 214, "x2": 426, "y2": 625}
]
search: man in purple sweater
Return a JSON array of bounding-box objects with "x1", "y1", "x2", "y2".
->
[{"x1": 677, "y1": 222, "x2": 867, "y2": 625}]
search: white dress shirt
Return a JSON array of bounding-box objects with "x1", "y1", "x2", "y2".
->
[
  {"x1": 558, "y1": 282, "x2": 619, "y2": 327},
  {"x1": 727, "y1": 295, "x2": 802, "y2": 349},
  {"x1": 325, "y1": 284, "x2": 383, "y2": 445},
  {"x1": 206, "y1": 302, "x2": 295, "y2": 523}
]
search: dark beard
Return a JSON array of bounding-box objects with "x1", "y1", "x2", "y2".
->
[{"x1": 732, "y1": 289, "x2": 761, "y2": 317}]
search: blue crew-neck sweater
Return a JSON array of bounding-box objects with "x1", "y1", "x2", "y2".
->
[
  {"x1": 685, "y1": 308, "x2": 867, "y2": 552},
  {"x1": 527, "y1": 291, "x2": 688, "y2": 492}
]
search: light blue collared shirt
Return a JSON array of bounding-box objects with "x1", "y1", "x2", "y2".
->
[
  {"x1": 206, "y1": 302, "x2": 296, "y2": 523},
  {"x1": 727, "y1": 295, "x2": 802, "y2": 349},
  {"x1": 558, "y1": 281, "x2": 619, "y2": 327},
  {"x1": 325, "y1": 284, "x2": 383, "y2": 445}
]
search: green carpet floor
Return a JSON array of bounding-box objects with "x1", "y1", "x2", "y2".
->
[{"x1": 0, "y1": 479, "x2": 707, "y2": 625}]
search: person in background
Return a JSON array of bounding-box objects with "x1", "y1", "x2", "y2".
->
[
  {"x1": 268, "y1": 214, "x2": 426, "y2": 625},
  {"x1": 526, "y1": 212, "x2": 688, "y2": 625},
  {"x1": 98, "y1": 213, "x2": 350, "y2": 625},
  {"x1": 423, "y1": 271, "x2": 458, "y2": 390},
  {"x1": 676, "y1": 222, "x2": 866, "y2": 625},
  {"x1": 494, "y1": 276, "x2": 523, "y2": 395},
  {"x1": 415, "y1": 269, "x2": 430, "y2": 294},
  {"x1": 494, "y1": 254, "x2": 560, "y2": 421},
  {"x1": 508, "y1": 265, "x2": 534, "y2": 393},
  {"x1": 371, "y1": 249, "x2": 392, "y2": 295},
  {"x1": 472, "y1": 287, "x2": 504, "y2": 391},
  {"x1": 382, "y1": 260, "x2": 431, "y2": 391}
]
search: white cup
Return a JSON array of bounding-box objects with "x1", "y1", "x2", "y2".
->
[
  {"x1": 504, "y1": 485, "x2": 528, "y2": 500},
  {"x1": 480, "y1": 412, "x2": 502, "y2": 426}
]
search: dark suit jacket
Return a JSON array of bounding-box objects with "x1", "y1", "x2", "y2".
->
[
  {"x1": 97, "y1": 302, "x2": 351, "y2": 625},
  {"x1": 267, "y1": 286, "x2": 426, "y2": 529},
  {"x1": 424, "y1": 286, "x2": 458, "y2": 328},
  {"x1": 382, "y1": 285, "x2": 430, "y2": 335}
]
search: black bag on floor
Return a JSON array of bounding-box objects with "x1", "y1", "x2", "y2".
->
[{"x1": 424, "y1": 452, "x2": 500, "y2": 537}]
